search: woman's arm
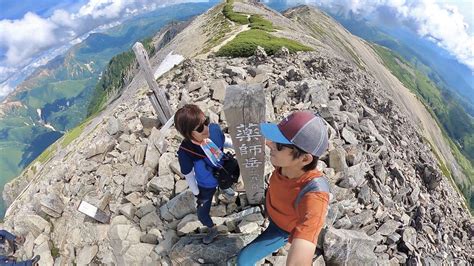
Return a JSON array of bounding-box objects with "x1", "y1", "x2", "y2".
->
[
  {"x1": 224, "y1": 134, "x2": 233, "y2": 148},
  {"x1": 184, "y1": 169, "x2": 199, "y2": 196}
]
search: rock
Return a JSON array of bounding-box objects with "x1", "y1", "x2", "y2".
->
[
  {"x1": 297, "y1": 79, "x2": 330, "y2": 106},
  {"x1": 135, "y1": 202, "x2": 155, "y2": 218},
  {"x1": 159, "y1": 190, "x2": 196, "y2": 221},
  {"x1": 140, "y1": 211, "x2": 162, "y2": 231},
  {"x1": 32, "y1": 234, "x2": 54, "y2": 265},
  {"x1": 119, "y1": 203, "x2": 136, "y2": 220},
  {"x1": 323, "y1": 228, "x2": 377, "y2": 265},
  {"x1": 15, "y1": 215, "x2": 51, "y2": 237},
  {"x1": 140, "y1": 234, "x2": 159, "y2": 244},
  {"x1": 286, "y1": 66, "x2": 302, "y2": 81},
  {"x1": 223, "y1": 66, "x2": 246, "y2": 80},
  {"x1": 402, "y1": 226, "x2": 417, "y2": 251},
  {"x1": 345, "y1": 162, "x2": 370, "y2": 187},
  {"x1": 175, "y1": 180, "x2": 188, "y2": 194},
  {"x1": 187, "y1": 81, "x2": 203, "y2": 92},
  {"x1": 357, "y1": 184, "x2": 371, "y2": 205},
  {"x1": 158, "y1": 152, "x2": 176, "y2": 176},
  {"x1": 177, "y1": 214, "x2": 201, "y2": 235},
  {"x1": 350, "y1": 210, "x2": 375, "y2": 228},
  {"x1": 40, "y1": 193, "x2": 65, "y2": 218},
  {"x1": 133, "y1": 144, "x2": 147, "y2": 165},
  {"x1": 386, "y1": 232, "x2": 401, "y2": 244},
  {"x1": 76, "y1": 245, "x2": 99, "y2": 265},
  {"x1": 375, "y1": 220, "x2": 401, "y2": 236},
  {"x1": 210, "y1": 204, "x2": 227, "y2": 217},
  {"x1": 211, "y1": 79, "x2": 227, "y2": 102},
  {"x1": 148, "y1": 174, "x2": 174, "y2": 194},
  {"x1": 334, "y1": 216, "x2": 352, "y2": 229},
  {"x1": 422, "y1": 164, "x2": 442, "y2": 190},
  {"x1": 139, "y1": 117, "x2": 160, "y2": 136},
  {"x1": 123, "y1": 243, "x2": 155, "y2": 265},
  {"x1": 148, "y1": 127, "x2": 167, "y2": 154},
  {"x1": 107, "y1": 117, "x2": 121, "y2": 136},
  {"x1": 155, "y1": 230, "x2": 178, "y2": 255},
  {"x1": 144, "y1": 144, "x2": 160, "y2": 170},
  {"x1": 237, "y1": 220, "x2": 260, "y2": 234},
  {"x1": 169, "y1": 234, "x2": 258, "y2": 264},
  {"x1": 123, "y1": 166, "x2": 154, "y2": 194},
  {"x1": 373, "y1": 162, "x2": 387, "y2": 184},
  {"x1": 342, "y1": 128, "x2": 359, "y2": 145},
  {"x1": 125, "y1": 192, "x2": 143, "y2": 206},
  {"x1": 85, "y1": 136, "x2": 115, "y2": 159},
  {"x1": 345, "y1": 146, "x2": 363, "y2": 166},
  {"x1": 254, "y1": 46, "x2": 267, "y2": 61},
  {"x1": 329, "y1": 147, "x2": 347, "y2": 172},
  {"x1": 275, "y1": 46, "x2": 290, "y2": 57}
]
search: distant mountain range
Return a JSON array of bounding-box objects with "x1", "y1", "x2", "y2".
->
[{"x1": 0, "y1": 2, "x2": 216, "y2": 216}]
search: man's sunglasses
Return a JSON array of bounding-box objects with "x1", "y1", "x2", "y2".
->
[
  {"x1": 194, "y1": 116, "x2": 210, "y2": 133},
  {"x1": 275, "y1": 142, "x2": 308, "y2": 154},
  {"x1": 275, "y1": 142, "x2": 295, "y2": 151}
]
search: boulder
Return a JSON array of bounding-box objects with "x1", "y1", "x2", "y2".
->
[
  {"x1": 148, "y1": 174, "x2": 174, "y2": 194},
  {"x1": 177, "y1": 214, "x2": 201, "y2": 235},
  {"x1": 123, "y1": 166, "x2": 154, "y2": 194},
  {"x1": 211, "y1": 79, "x2": 227, "y2": 102},
  {"x1": 169, "y1": 234, "x2": 259, "y2": 264},
  {"x1": 323, "y1": 228, "x2": 377, "y2": 265},
  {"x1": 76, "y1": 245, "x2": 99, "y2": 265},
  {"x1": 159, "y1": 190, "x2": 196, "y2": 221}
]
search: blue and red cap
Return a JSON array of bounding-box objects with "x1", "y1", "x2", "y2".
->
[{"x1": 260, "y1": 111, "x2": 329, "y2": 157}]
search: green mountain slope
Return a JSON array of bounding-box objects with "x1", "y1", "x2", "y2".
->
[{"x1": 0, "y1": 3, "x2": 215, "y2": 216}]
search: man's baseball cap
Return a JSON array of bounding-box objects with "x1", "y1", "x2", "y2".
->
[{"x1": 260, "y1": 111, "x2": 329, "y2": 157}]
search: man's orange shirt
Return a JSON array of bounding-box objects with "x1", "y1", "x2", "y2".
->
[{"x1": 266, "y1": 168, "x2": 329, "y2": 244}]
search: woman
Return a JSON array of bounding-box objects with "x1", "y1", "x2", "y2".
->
[{"x1": 174, "y1": 104, "x2": 236, "y2": 244}]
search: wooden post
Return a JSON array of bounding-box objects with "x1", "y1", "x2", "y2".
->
[
  {"x1": 132, "y1": 42, "x2": 173, "y2": 124},
  {"x1": 224, "y1": 84, "x2": 266, "y2": 204}
]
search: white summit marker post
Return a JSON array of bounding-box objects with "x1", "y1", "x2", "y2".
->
[
  {"x1": 223, "y1": 84, "x2": 266, "y2": 204},
  {"x1": 132, "y1": 42, "x2": 173, "y2": 125}
]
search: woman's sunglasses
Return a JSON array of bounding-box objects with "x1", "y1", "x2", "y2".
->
[{"x1": 194, "y1": 116, "x2": 210, "y2": 133}]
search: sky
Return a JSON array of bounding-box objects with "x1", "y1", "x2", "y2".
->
[
  {"x1": 0, "y1": 0, "x2": 473, "y2": 98},
  {"x1": 263, "y1": 0, "x2": 474, "y2": 70},
  {"x1": 0, "y1": 0, "x2": 213, "y2": 98}
]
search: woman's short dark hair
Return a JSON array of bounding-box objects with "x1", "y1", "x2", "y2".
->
[
  {"x1": 174, "y1": 104, "x2": 204, "y2": 140},
  {"x1": 289, "y1": 145, "x2": 319, "y2": 171}
]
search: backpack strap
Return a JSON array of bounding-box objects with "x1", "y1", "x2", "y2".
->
[
  {"x1": 179, "y1": 146, "x2": 206, "y2": 159},
  {"x1": 294, "y1": 176, "x2": 332, "y2": 209}
]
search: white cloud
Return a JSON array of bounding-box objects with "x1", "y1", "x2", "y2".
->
[
  {"x1": 276, "y1": 0, "x2": 474, "y2": 70},
  {"x1": 0, "y1": 12, "x2": 58, "y2": 66},
  {"x1": 0, "y1": 0, "x2": 212, "y2": 73}
]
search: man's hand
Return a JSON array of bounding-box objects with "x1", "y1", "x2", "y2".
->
[
  {"x1": 286, "y1": 238, "x2": 316, "y2": 266},
  {"x1": 15, "y1": 235, "x2": 25, "y2": 245}
]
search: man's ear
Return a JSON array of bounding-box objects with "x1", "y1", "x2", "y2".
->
[{"x1": 301, "y1": 153, "x2": 314, "y2": 166}]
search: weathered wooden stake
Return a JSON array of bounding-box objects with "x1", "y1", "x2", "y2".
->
[
  {"x1": 132, "y1": 42, "x2": 172, "y2": 124},
  {"x1": 224, "y1": 84, "x2": 266, "y2": 204}
]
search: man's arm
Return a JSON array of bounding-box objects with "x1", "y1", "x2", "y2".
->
[{"x1": 286, "y1": 238, "x2": 316, "y2": 266}]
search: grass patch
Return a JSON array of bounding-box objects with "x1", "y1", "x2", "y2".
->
[
  {"x1": 223, "y1": 0, "x2": 248, "y2": 25},
  {"x1": 216, "y1": 29, "x2": 312, "y2": 57},
  {"x1": 36, "y1": 144, "x2": 56, "y2": 164},
  {"x1": 249, "y1": 15, "x2": 276, "y2": 32},
  {"x1": 61, "y1": 115, "x2": 95, "y2": 148}
]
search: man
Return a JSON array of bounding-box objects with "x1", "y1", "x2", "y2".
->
[
  {"x1": 237, "y1": 111, "x2": 330, "y2": 265},
  {"x1": 0, "y1": 229, "x2": 40, "y2": 265}
]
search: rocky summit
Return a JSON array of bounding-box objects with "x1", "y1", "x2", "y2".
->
[{"x1": 1, "y1": 1, "x2": 472, "y2": 265}]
